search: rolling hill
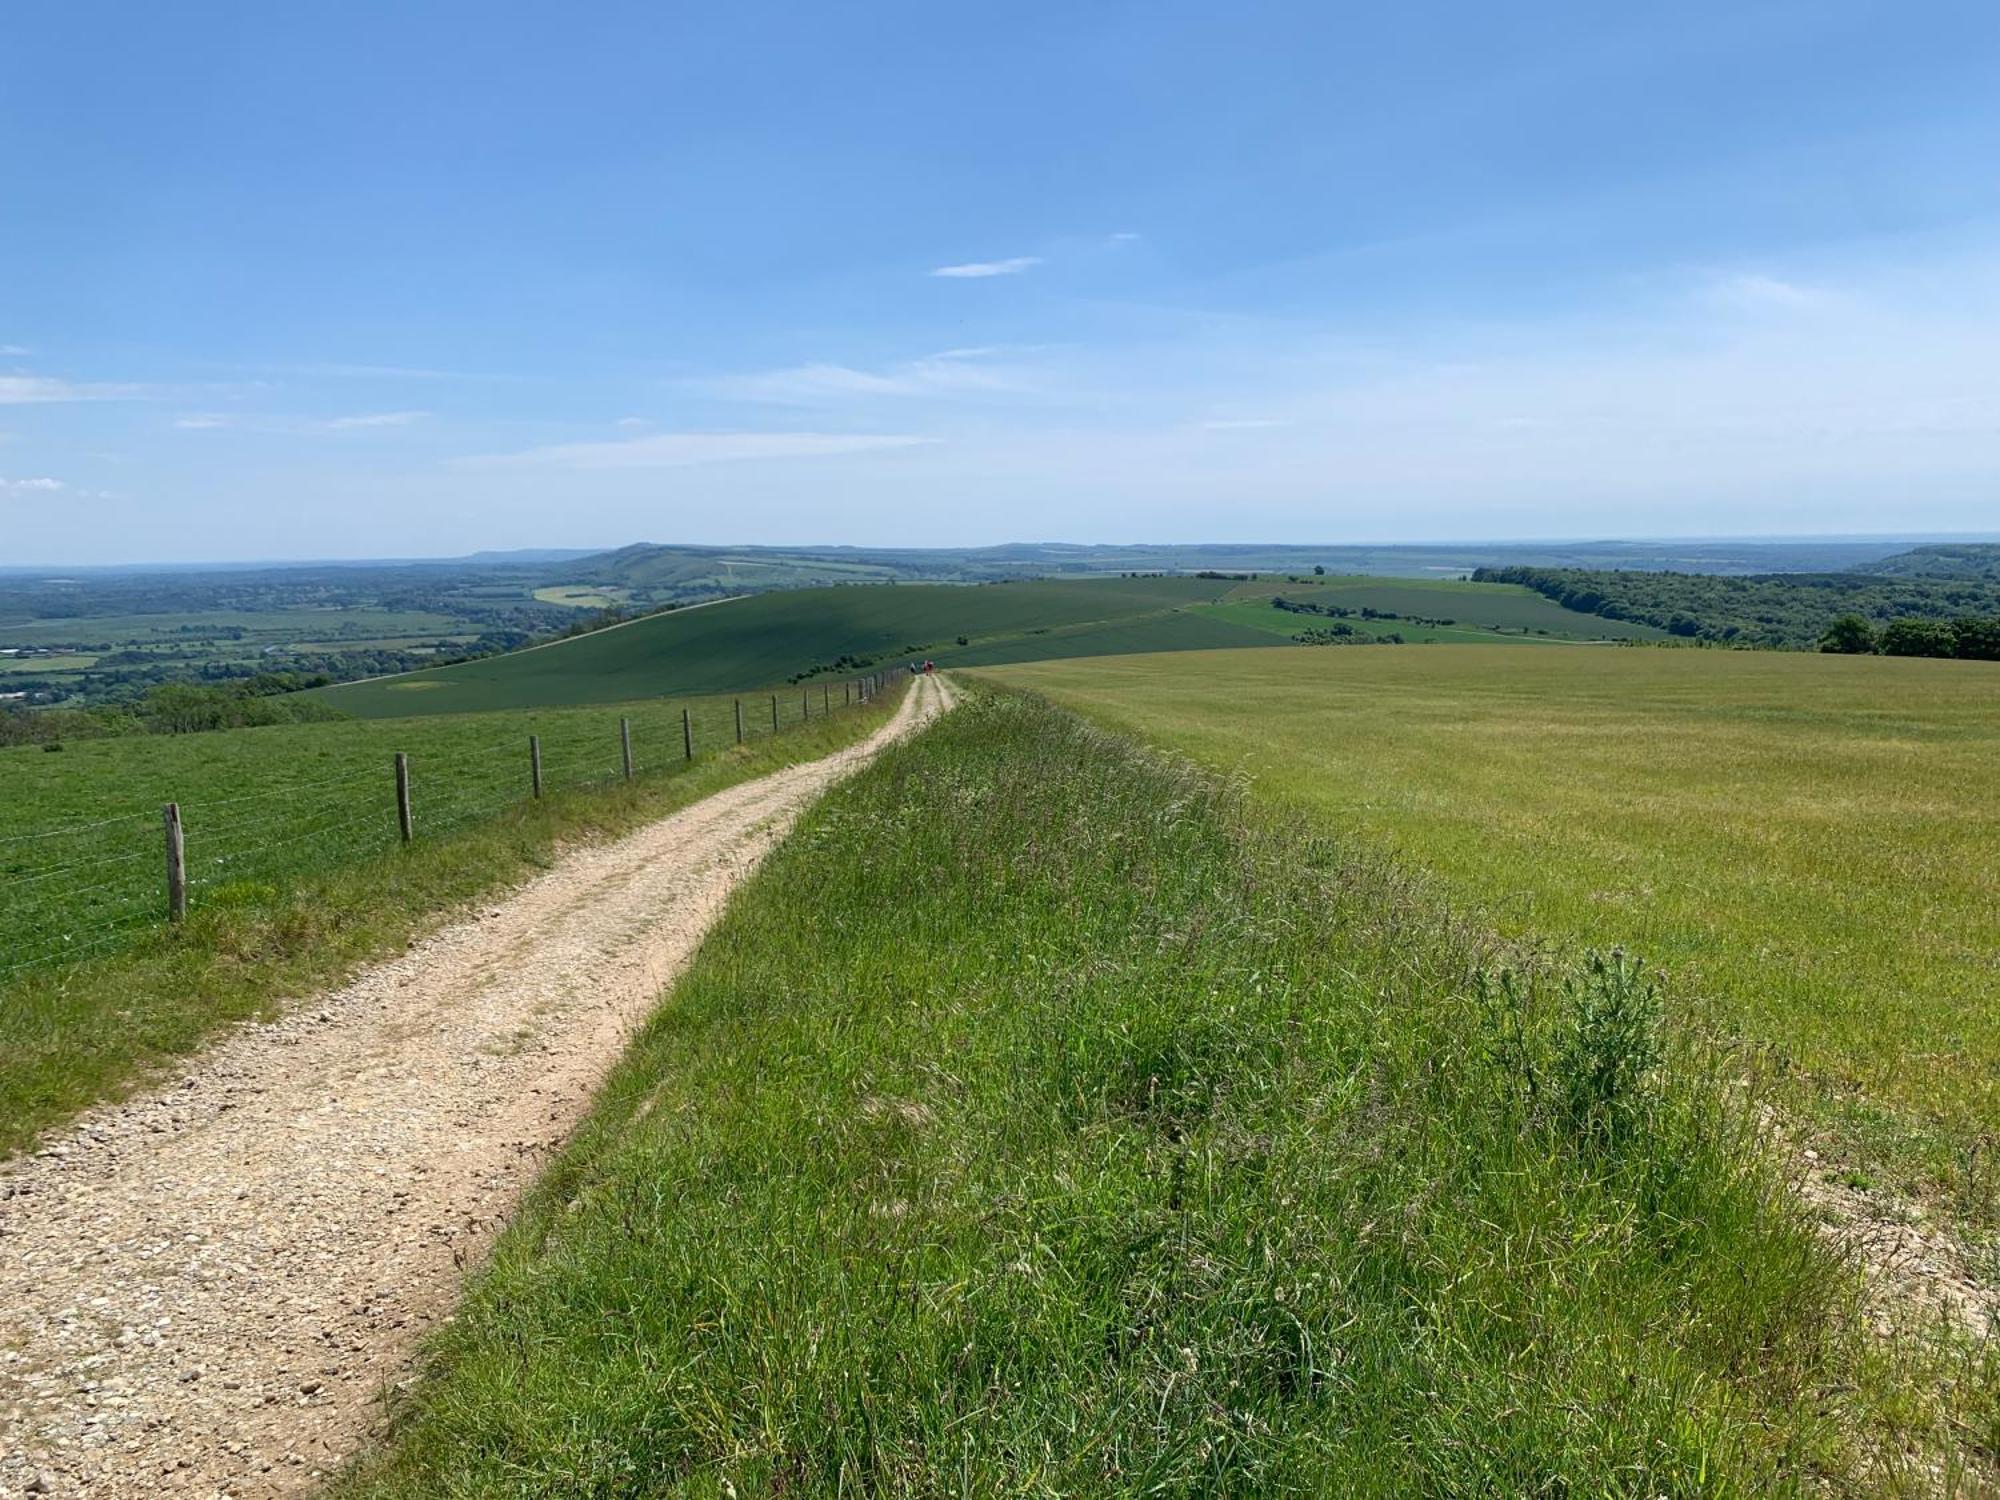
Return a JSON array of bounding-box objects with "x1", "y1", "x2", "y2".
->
[
  {"x1": 318, "y1": 571, "x2": 1687, "y2": 718},
  {"x1": 316, "y1": 577, "x2": 1257, "y2": 717}
]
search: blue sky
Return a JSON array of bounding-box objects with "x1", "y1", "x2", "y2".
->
[{"x1": 4, "y1": 0, "x2": 1999, "y2": 563}]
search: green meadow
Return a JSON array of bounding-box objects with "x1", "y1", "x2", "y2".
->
[
  {"x1": 0, "y1": 682, "x2": 897, "y2": 1151},
  {"x1": 341, "y1": 689, "x2": 1984, "y2": 1496},
  {"x1": 988, "y1": 645, "x2": 2000, "y2": 1206}
]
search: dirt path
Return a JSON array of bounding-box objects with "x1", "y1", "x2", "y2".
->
[{"x1": 0, "y1": 674, "x2": 955, "y2": 1498}]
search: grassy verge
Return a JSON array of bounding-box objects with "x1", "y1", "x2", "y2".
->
[
  {"x1": 339, "y1": 687, "x2": 1987, "y2": 1495},
  {"x1": 0, "y1": 684, "x2": 906, "y2": 1157}
]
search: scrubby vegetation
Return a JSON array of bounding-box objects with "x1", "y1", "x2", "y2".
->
[
  {"x1": 0, "y1": 675, "x2": 349, "y2": 745},
  {"x1": 340, "y1": 690, "x2": 1977, "y2": 1495}
]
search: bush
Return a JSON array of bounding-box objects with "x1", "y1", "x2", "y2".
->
[
  {"x1": 1879, "y1": 618, "x2": 1959, "y2": 658},
  {"x1": 1953, "y1": 617, "x2": 2000, "y2": 661},
  {"x1": 1818, "y1": 614, "x2": 1877, "y2": 654}
]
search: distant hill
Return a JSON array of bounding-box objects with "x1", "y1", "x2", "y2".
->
[
  {"x1": 1861, "y1": 543, "x2": 2000, "y2": 581},
  {"x1": 554, "y1": 537, "x2": 1956, "y2": 607}
]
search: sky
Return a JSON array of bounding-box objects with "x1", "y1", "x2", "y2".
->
[{"x1": 4, "y1": 0, "x2": 2000, "y2": 564}]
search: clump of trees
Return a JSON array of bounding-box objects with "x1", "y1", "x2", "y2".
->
[{"x1": 1819, "y1": 614, "x2": 2000, "y2": 659}]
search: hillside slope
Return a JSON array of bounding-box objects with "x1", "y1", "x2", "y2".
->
[{"x1": 317, "y1": 577, "x2": 1239, "y2": 717}]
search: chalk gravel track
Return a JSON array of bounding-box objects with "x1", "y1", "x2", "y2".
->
[{"x1": 0, "y1": 673, "x2": 954, "y2": 1498}]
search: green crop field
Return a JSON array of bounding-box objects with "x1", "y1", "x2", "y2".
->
[
  {"x1": 340, "y1": 689, "x2": 1982, "y2": 1496},
  {"x1": 1201, "y1": 573, "x2": 1669, "y2": 642},
  {"x1": 317, "y1": 577, "x2": 1236, "y2": 717},
  {"x1": 987, "y1": 645, "x2": 2000, "y2": 1208}
]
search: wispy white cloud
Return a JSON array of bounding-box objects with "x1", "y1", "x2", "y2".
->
[
  {"x1": 614, "y1": 415, "x2": 651, "y2": 429},
  {"x1": 0, "y1": 474, "x2": 114, "y2": 502},
  {"x1": 318, "y1": 410, "x2": 427, "y2": 430},
  {"x1": 174, "y1": 410, "x2": 428, "y2": 433},
  {"x1": 1696, "y1": 271, "x2": 1836, "y2": 315},
  {"x1": 460, "y1": 431, "x2": 932, "y2": 471},
  {"x1": 929, "y1": 255, "x2": 1042, "y2": 279},
  {"x1": 0, "y1": 344, "x2": 30, "y2": 357},
  {"x1": 700, "y1": 348, "x2": 1026, "y2": 405},
  {"x1": 0, "y1": 373, "x2": 148, "y2": 404}
]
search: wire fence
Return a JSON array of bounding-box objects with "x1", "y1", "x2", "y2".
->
[{"x1": 0, "y1": 669, "x2": 911, "y2": 982}]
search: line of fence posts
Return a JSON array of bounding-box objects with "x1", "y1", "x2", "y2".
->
[{"x1": 147, "y1": 668, "x2": 916, "y2": 930}]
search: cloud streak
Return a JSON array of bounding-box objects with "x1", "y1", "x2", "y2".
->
[
  {"x1": 318, "y1": 410, "x2": 427, "y2": 430},
  {"x1": 929, "y1": 255, "x2": 1041, "y2": 279},
  {"x1": 460, "y1": 431, "x2": 932, "y2": 471},
  {"x1": 699, "y1": 349, "x2": 1024, "y2": 405},
  {"x1": 0, "y1": 374, "x2": 149, "y2": 404}
]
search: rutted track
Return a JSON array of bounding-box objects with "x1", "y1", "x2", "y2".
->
[{"x1": 0, "y1": 673, "x2": 954, "y2": 1498}]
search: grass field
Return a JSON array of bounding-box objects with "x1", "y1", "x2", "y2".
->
[
  {"x1": 987, "y1": 646, "x2": 2000, "y2": 1208},
  {"x1": 340, "y1": 689, "x2": 1985, "y2": 1495},
  {"x1": 316, "y1": 578, "x2": 1235, "y2": 717},
  {"x1": 0, "y1": 680, "x2": 899, "y2": 1151},
  {"x1": 532, "y1": 585, "x2": 630, "y2": 609},
  {"x1": 1203, "y1": 574, "x2": 1669, "y2": 642}
]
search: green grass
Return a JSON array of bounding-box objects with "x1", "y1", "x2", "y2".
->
[
  {"x1": 1209, "y1": 574, "x2": 1669, "y2": 641},
  {"x1": 316, "y1": 579, "x2": 1233, "y2": 717},
  {"x1": 339, "y1": 688, "x2": 1984, "y2": 1496},
  {"x1": 986, "y1": 646, "x2": 2000, "y2": 1211},
  {"x1": 0, "y1": 682, "x2": 901, "y2": 1154},
  {"x1": 933, "y1": 606, "x2": 1284, "y2": 666}
]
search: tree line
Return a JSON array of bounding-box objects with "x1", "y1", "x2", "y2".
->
[{"x1": 1475, "y1": 565, "x2": 2000, "y2": 650}]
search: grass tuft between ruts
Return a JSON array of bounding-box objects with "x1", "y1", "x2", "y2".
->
[{"x1": 340, "y1": 687, "x2": 1969, "y2": 1496}]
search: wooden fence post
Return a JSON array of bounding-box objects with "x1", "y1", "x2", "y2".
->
[
  {"x1": 395, "y1": 752, "x2": 413, "y2": 843},
  {"x1": 802, "y1": 688, "x2": 809, "y2": 721},
  {"x1": 734, "y1": 698, "x2": 743, "y2": 744},
  {"x1": 530, "y1": 735, "x2": 542, "y2": 798},
  {"x1": 823, "y1": 683, "x2": 830, "y2": 715},
  {"x1": 770, "y1": 694, "x2": 778, "y2": 732},
  {"x1": 621, "y1": 717, "x2": 634, "y2": 780},
  {"x1": 682, "y1": 706, "x2": 693, "y2": 760},
  {"x1": 845, "y1": 681, "x2": 851, "y2": 706},
  {"x1": 163, "y1": 802, "x2": 187, "y2": 923}
]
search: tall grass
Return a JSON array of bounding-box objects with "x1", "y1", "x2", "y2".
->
[
  {"x1": 341, "y1": 689, "x2": 1950, "y2": 1496},
  {"x1": 988, "y1": 645, "x2": 2000, "y2": 1213}
]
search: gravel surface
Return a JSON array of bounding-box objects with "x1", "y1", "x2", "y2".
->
[{"x1": 0, "y1": 675, "x2": 950, "y2": 1498}]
